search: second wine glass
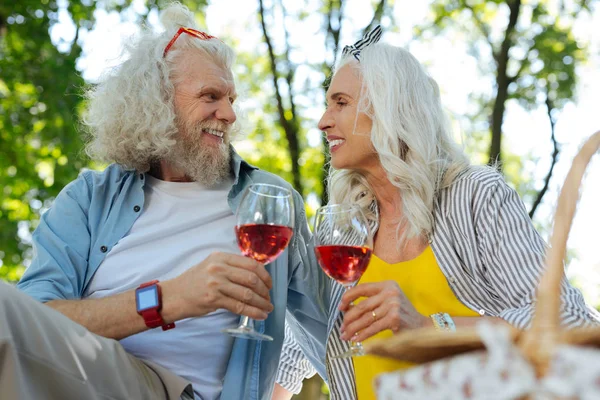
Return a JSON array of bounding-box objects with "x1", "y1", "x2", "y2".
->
[
  {"x1": 223, "y1": 183, "x2": 294, "y2": 341},
  {"x1": 313, "y1": 204, "x2": 373, "y2": 358}
]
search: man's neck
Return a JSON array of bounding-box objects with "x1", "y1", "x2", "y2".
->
[{"x1": 148, "y1": 160, "x2": 193, "y2": 182}]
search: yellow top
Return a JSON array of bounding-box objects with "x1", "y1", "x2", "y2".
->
[{"x1": 353, "y1": 246, "x2": 480, "y2": 400}]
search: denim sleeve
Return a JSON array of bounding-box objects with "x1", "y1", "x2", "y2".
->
[
  {"x1": 284, "y1": 190, "x2": 331, "y2": 381},
  {"x1": 16, "y1": 173, "x2": 92, "y2": 302}
]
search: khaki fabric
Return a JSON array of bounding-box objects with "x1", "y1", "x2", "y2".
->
[{"x1": 0, "y1": 281, "x2": 193, "y2": 400}]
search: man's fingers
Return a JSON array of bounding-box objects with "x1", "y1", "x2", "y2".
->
[
  {"x1": 220, "y1": 297, "x2": 270, "y2": 320},
  {"x1": 218, "y1": 282, "x2": 274, "y2": 315},
  {"x1": 227, "y1": 268, "x2": 271, "y2": 300},
  {"x1": 216, "y1": 253, "x2": 273, "y2": 290}
]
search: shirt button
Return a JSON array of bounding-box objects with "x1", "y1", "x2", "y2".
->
[
  {"x1": 478, "y1": 309, "x2": 486, "y2": 316},
  {"x1": 449, "y1": 276, "x2": 456, "y2": 283},
  {"x1": 100, "y1": 245, "x2": 108, "y2": 253},
  {"x1": 133, "y1": 205, "x2": 141, "y2": 212}
]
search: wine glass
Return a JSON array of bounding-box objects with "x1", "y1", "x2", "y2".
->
[
  {"x1": 223, "y1": 183, "x2": 295, "y2": 341},
  {"x1": 313, "y1": 204, "x2": 373, "y2": 358}
]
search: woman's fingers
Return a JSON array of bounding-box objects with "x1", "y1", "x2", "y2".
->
[
  {"x1": 340, "y1": 293, "x2": 384, "y2": 329},
  {"x1": 339, "y1": 282, "x2": 387, "y2": 311},
  {"x1": 346, "y1": 315, "x2": 390, "y2": 342},
  {"x1": 338, "y1": 280, "x2": 425, "y2": 340},
  {"x1": 341, "y1": 303, "x2": 388, "y2": 340}
]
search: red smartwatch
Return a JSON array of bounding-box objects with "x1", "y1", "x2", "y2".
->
[{"x1": 136, "y1": 280, "x2": 175, "y2": 331}]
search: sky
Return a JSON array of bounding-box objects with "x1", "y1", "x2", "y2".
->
[{"x1": 56, "y1": 0, "x2": 600, "y2": 303}]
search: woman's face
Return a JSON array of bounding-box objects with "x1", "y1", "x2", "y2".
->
[{"x1": 318, "y1": 63, "x2": 376, "y2": 173}]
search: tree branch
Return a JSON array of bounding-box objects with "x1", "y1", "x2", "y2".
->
[
  {"x1": 507, "y1": 56, "x2": 526, "y2": 85},
  {"x1": 325, "y1": 0, "x2": 344, "y2": 65},
  {"x1": 462, "y1": 1, "x2": 494, "y2": 53},
  {"x1": 362, "y1": 0, "x2": 386, "y2": 35},
  {"x1": 495, "y1": 0, "x2": 521, "y2": 67},
  {"x1": 321, "y1": 0, "x2": 345, "y2": 205},
  {"x1": 258, "y1": 0, "x2": 284, "y2": 124},
  {"x1": 279, "y1": 0, "x2": 296, "y2": 121},
  {"x1": 529, "y1": 93, "x2": 560, "y2": 219},
  {"x1": 258, "y1": 0, "x2": 303, "y2": 193},
  {"x1": 0, "y1": 13, "x2": 6, "y2": 37},
  {"x1": 488, "y1": 0, "x2": 522, "y2": 166}
]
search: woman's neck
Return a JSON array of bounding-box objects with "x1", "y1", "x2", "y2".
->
[
  {"x1": 363, "y1": 166, "x2": 402, "y2": 220},
  {"x1": 362, "y1": 165, "x2": 428, "y2": 262}
]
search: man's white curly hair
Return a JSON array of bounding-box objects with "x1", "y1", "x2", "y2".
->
[
  {"x1": 328, "y1": 43, "x2": 470, "y2": 244},
  {"x1": 83, "y1": 3, "x2": 236, "y2": 172}
]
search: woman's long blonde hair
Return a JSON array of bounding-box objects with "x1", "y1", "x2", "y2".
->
[{"x1": 327, "y1": 43, "x2": 470, "y2": 244}]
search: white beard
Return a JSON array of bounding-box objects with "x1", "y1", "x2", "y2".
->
[{"x1": 168, "y1": 119, "x2": 232, "y2": 186}]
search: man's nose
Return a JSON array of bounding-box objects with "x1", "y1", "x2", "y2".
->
[{"x1": 215, "y1": 99, "x2": 237, "y2": 125}]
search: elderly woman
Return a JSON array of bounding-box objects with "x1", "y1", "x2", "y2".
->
[{"x1": 275, "y1": 27, "x2": 600, "y2": 400}]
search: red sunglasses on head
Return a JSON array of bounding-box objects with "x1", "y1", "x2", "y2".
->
[{"x1": 163, "y1": 27, "x2": 217, "y2": 57}]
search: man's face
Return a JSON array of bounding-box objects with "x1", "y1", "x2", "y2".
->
[{"x1": 169, "y1": 51, "x2": 237, "y2": 186}]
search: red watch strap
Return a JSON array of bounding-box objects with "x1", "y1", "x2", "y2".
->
[{"x1": 137, "y1": 280, "x2": 175, "y2": 331}]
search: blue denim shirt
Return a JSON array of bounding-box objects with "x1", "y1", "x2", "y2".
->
[{"x1": 17, "y1": 151, "x2": 330, "y2": 400}]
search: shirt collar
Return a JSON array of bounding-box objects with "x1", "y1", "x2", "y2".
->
[{"x1": 230, "y1": 146, "x2": 258, "y2": 187}]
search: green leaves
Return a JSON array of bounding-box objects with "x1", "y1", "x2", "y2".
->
[
  {"x1": 421, "y1": 0, "x2": 594, "y2": 213},
  {"x1": 0, "y1": 2, "x2": 94, "y2": 281}
]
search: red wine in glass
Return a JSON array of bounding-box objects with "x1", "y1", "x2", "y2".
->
[
  {"x1": 314, "y1": 245, "x2": 372, "y2": 285},
  {"x1": 223, "y1": 183, "x2": 294, "y2": 341},
  {"x1": 313, "y1": 204, "x2": 372, "y2": 358},
  {"x1": 236, "y1": 224, "x2": 293, "y2": 264}
]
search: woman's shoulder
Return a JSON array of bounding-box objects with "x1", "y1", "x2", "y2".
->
[
  {"x1": 438, "y1": 166, "x2": 509, "y2": 211},
  {"x1": 452, "y1": 165, "x2": 504, "y2": 187}
]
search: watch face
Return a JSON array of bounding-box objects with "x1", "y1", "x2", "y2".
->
[{"x1": 136, "y1": 285, "x2": 159, "y2": 311}]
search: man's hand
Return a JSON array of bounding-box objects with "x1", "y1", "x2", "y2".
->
[
  {"x1": 47, "y1": 252, "x2": 274, "y2": 341},
  {"x1": 168, "y1": 252, "x2": 274, "y2": 321}
]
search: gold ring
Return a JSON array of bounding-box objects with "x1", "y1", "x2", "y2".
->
[{"x1": 372, "y1": 311, "x2": 377, "y2": 321}]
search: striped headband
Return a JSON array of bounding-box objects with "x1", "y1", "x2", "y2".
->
[{"x1": 342, "y1": 25, "x2": 383, "y2": 61}]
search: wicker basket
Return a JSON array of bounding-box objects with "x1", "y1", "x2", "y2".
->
[{"x1": 365, "y1": 131, "x2": 600, "y2": 395}]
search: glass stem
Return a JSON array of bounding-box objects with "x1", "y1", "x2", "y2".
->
[
  {"x1": 344, "y1": 284, "x2": 365, "y2": 356},
  {"x1": 238, "y1": 315, "x2": 254, "y2": 330}
]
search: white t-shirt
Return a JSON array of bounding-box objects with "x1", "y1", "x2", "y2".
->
[{"x1": 84, "y1": 175, "x2": 240, "y2": 400}]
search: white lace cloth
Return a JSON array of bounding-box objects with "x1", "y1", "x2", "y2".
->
[{"x1": 375, "y1": 323, "x2": 600, "y2": 400}]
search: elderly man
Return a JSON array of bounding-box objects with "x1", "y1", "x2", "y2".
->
[{"x1": 0, "y1": 4, "x2": 326, "y2": 400}]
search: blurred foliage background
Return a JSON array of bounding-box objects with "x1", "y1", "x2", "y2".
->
[{"x1": 1, "y1": 0, "x2": 598, "y2": 398}]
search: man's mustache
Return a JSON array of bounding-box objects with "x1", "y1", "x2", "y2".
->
[{"x1": 191, "y1": 121, "x2": 231, "y2": 135}]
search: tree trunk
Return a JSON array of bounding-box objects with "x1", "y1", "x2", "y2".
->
[
  {"x1": 258, "y1": 0, "x2": 304, "y2": 194},
  {"x1": 488, "y1": 0, "x2": 522, "y2": 166}
]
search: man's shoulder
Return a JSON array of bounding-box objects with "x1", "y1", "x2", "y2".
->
[
  {"x1": 74, "y1": 164, "x2": 134, "y2": 188},
  {"x1": 79, "y1": 163, "x2": 133, "y2": 182},
  {"x1": 63, "y1": 164, "x2": 135, "y2": 198}
]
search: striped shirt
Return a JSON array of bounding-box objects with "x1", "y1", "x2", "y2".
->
[{"x1": 277, "y1": 167, "x2": 600, "y2": 398}]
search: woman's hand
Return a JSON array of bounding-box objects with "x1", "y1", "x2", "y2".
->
[{"x1": 339, "y1": 281, "x2": 429, "y2": 342}]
